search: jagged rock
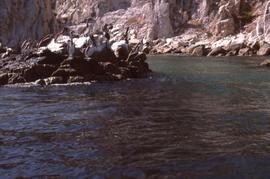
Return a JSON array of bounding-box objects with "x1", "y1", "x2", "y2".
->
[
  {"x1": 207, "y1": 47, "x2": 226, "y2": 56},
  {"x1": 23, "y1": 64, "x2": 57, "y2": 82},
  {"x1": 8, "y1": 73, "x2": 26, "y2": 84},
  {"x1": 257, "y1": 43, "x2": 270, "y2": 56},
  {"x1": 215, "y1": 19, "x2": 236, "y2": 37},
  {"x1": 36, "y1": 50, "x2": 66, "y2": 65},
  {"x1": 34, "y1": 79, "x2": 46, "y2": 86},
  {"x1": 191, "y1": 45, "x2": 205, "y2": 56},
  {"x1": 134, "y1": 53, "x2": 147, "y2": 62},
  {"x1": 0, "y1": 73, "x2": 9, "y2": 86},
  {"x1": 250, "y1": 40, "x2": 260, "y2": 51},
  {"x1": 101, "y1": 62, "x2": 121, "y2": 74},
  {"x1": 0, "y1": 19, "x2": 150, "y2": 86},
  {"x1": 226, "y1": 50, "x2": 238, "y2": 56},
  {"x1": 225, "y1": 42, "x2": 244, "y2": 52},
  {"x1": 238, "y1": 48, "x2": 250, "y2": 56},
  {"x1": 52, "y1": 66, "x2": 78, "y2": 77},
  {"x1": 212, "y1": 0, "x2": 240, "y2": 37}
]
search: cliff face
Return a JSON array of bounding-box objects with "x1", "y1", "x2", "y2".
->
[
  {"x1": 0, "y1": 0, "x2": 269, "y2": 47},
  {"x1": 0, "y1": 0, "x2": 57, "y2": 47}
]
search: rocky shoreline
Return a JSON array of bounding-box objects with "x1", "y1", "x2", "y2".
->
[
  {"x1": 0, "y1": 29, "x2": 150, "y2": 86},
  {"x1": 148, "y1": 32, "x2": 270, "y2": 57},
  {"x1": 2, "y1": 29, "x2": 270, "y2": 87}
]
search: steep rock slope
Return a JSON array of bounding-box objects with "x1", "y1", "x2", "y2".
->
[
  {"x1": 1, "y1": 0, "x2": 270, "y2": 48},
  {"x1": 0, "y1": 0, "x2": 57, "y2": 47}
]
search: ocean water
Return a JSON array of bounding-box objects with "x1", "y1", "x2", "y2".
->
[{"x1": 1, "y1": 56, "x2": 270, "y2": 178}]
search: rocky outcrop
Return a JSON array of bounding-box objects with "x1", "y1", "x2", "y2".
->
[
  {"x1": 0, "y1": 32, "x2": 150, "y2": 86},
  {"x1": 1, "y1": 0, "x2": 270, "y2": 57}
]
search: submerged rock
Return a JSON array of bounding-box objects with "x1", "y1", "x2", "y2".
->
[{"x1": 260, "y1": 59, "x2": 270, "y2": 67}]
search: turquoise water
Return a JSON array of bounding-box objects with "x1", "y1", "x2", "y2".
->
[{"x1": 1, "y1": 56, "x2": 270, "y2": 178}]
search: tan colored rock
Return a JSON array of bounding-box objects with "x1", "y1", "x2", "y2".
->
[
  {"x1": 238, "y1": 48, "x2": 250, "y2": 56},
  {"x1": 191, "y1": 45, "x2": 205, "y2": 56},
  {"x1": 257, "y1": 42, "x2": 270, "y2": 56},
  {"x1": 260, "y1": 59, "x2": 270, "y2": 67}
]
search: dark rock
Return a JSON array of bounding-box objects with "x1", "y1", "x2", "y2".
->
[
  {"x1": 0, "y1": 73, "x2": 9, "y2": 86},
  {"x1": 112, "y1": 74, "x2": 124, "y2": 80},
  {"x1": 134, "y1": 53, "x2": 147, "y2": 62},
  {"x1": 68, "y1": 76, "x2": 85, "y2": 83},
  {"x1": 84, "y1": 74, "x2": 115, "y2": 82},
  {"x1": 127, "y1": 61, "x2": 150, "y2": 78},
  {"x1": 100, "y1": 62, "x2": 120, "y2": 74},
  {"x1": 250, "y1": 41, "x2": 260, "y2": 51},
  {"x1": 8, "y1": 73, "x2": 26, "y2": 84},
  {"x1": 34, "y1": 79, "x2": 46, "y2": 86},
  {"x1": 37, "y1": 50, "x2": 66, "y2": 65},
  {"x1": 71, "y1": 59, "x2": 105, "y2": 75},
  {"x1": 37, "y1": 34, "x2": 54, "y2": 48},
  {"x1": 0, "y1": 31, "x2": 150, "y2": 86},
  {"x1": 86, "y1": 44, "x2": 117, "y2": 63},
  {"x1": 142, "y1": 47, "x2": 150, "y2": 54},
  {"x1": 23, "y1": 64, "x2": 57, "y2": 82},
  {"x1": 257, "y1": 43, "x2": 270, "y2": 56},
  {"x1": 0, "y1": 47, "x2": 6, "y2": 54},
  {"x1": 119, "y1": 67, "x2": 130, "y2": 78},
  {"x1": 52, "y1": 66, "x2": 78, "y2": 77}
]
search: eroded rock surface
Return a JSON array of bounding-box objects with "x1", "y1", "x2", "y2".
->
[
  {"x1": 1, "y1": 0, "x2": 270, "y2": 57},
  {"x1": 0, "y1": 31, "x2": 150, "y2": 86}
]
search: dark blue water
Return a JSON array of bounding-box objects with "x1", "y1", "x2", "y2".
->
[{"x1": 1, "y1": 56, "x2": 270, "y2": 178}]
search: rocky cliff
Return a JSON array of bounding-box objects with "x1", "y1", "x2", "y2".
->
[
  {"x1": 1, "y1": 0, "x2": 270, "y2": 55},
  {"x1": 0, "y1": 0, "x2": 57, "y2": 47}
]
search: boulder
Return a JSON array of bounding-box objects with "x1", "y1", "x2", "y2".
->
[
  {"x1": 207, "y1": 47, "x2": 226, "y2": 56},
  {"x1": 257, "y1": 43, "x2": 270, "y2": 56},
  {"x1": 238, "y1": 48, "x2": 250, "y2": 56},
  {"x1": 191, "y1": 45, "x2": 205, "y2": 56},
  {"x1": 260, "y1": 59, "x2": 270, "y2": 67}
]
